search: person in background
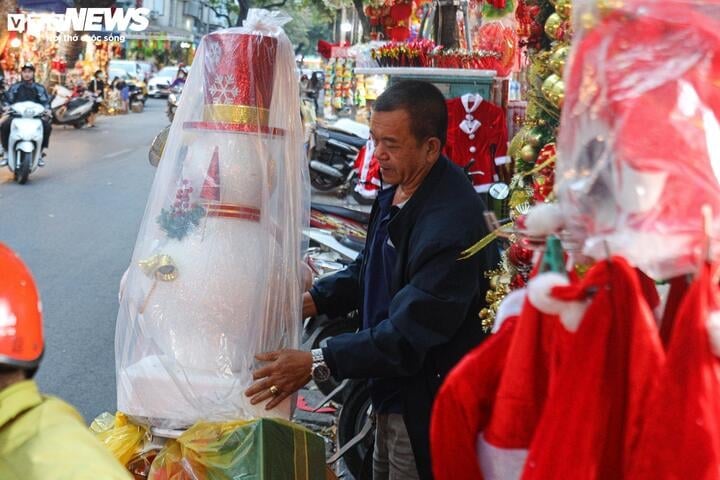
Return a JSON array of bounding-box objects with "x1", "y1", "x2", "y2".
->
[
  {"x1": 169, "y1": 66, "x2": 187, "y2": 90},
  {"x1": 0, "y1": 63, "x2": 51, "y2": 166},
  {"x1": 87, "y1": 69, "x2": 105, "y2": 128},
  {"x1": 0, "y1": 243, "x2": 131, "y2": 479}
]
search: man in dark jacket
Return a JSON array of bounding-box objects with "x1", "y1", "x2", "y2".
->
[
  {"x1": 0, "y1": 63, "x2": 51, "y2": 167},
  {"x1": 246, "y1": 80, "x2": 493, "y2": 479}
]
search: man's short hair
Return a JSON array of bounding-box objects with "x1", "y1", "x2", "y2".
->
[{"x1": 374, "y1": 80, "x2": 448, "y2": 147}]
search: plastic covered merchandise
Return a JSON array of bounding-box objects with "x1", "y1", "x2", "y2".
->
[
  {"x1": 147, "y1": 418, "x2": 325, "y2": 480},
  {"x1": 90, "y1": 412, "x2": 148, "y2": 467},
  {"x1": 556, "y1": 0, "x2": 720, "y2": 279},
  {"x1": 115, "y1": 9, "x2": 309, "y2": 429}
]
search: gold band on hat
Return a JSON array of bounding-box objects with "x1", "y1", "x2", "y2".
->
[{"x1": 203, "y1": 104, "x2": 270, "y2": 126}]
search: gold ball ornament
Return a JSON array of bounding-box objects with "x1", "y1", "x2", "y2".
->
[
  {"x1": 525, "y1": 127, "x2": 544, "y2": 148},
  {"x1": 550, "y1": 79, "x2": 565, "y2": 108},
  {"x1": 541, "y1": 74, "x2": 561, "y2": 102},
  {"x1": 520, "y1": 144, "x2": 538, "y2": 163},
  {"x1": 544, "y1": 13, "x2": 564, "y2": 41},
  {"x1": 555, "y1": 0, "x2": 572, "y2": 19},
  {"x1": 549, "y1": 45, "x2": 570, "y2": 76}
]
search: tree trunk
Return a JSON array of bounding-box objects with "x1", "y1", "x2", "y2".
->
[
  {"x1": 236, "y1": 0, "x2": 250, "y2": 26},
  {"x1": 435, "y1": 3, "x2": 458, "y2": 49},
  {"x1": 351, "y1": 0, "x2": 370, "y2": 42}
]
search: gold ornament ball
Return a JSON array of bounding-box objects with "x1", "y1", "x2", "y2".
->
[
  {"x1": 551, "y1": 79, "x2": 565, "y2": 108},
  {"x1": 549, "y1": 45, "x2": 570, "y2": 76},
  {"x1": 525, "y1": 127, "x2": 544, "y2": 148},
  {"x1": 520, "y1": 144, "x2": 538, "y2": 163},
  {"x1": 509, "y1": 127, "x2": 530, "y2": 159},
  {"x1": 542, "y1": 73, "x2": 561, "y2": 102},
  {"x1": 544, "y1": 13, "x2": 564, "y2": 41},
  {"x1": 555, "y1": 0, "x2": 572, "y2": 19}
]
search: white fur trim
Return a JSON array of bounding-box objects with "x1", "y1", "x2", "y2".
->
[
  {"x1": 493, "y1": 288, "x2": 527, "y2": 333},
  {"x1": 477, "y1": 433, "x2": 527, "y2": 480},
  {"x1": 559, "y1": 300, "x2": 590, "y2": 332},
  {"x1": 495, "y1": 156, "x2": 510, "y2": 166},
  {"x1": 707, "y1": 311, "x2": 720, "y2": 357},
  {"x1": 527, "y1": 272, "x2": 570, "y2": 315},
  {"x1": 524, "y1": 203, "x2": 564, "y2": 236}
]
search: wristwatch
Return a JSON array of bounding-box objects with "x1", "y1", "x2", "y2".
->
[{"x1": 311, "y1": 348, "x2": 331, "y2": 383}]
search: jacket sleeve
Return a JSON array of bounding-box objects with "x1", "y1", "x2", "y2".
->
[
  {"x1": 324, "y1": 238, "x2": 482, "y2": 379},
  {"x1": 36, "y1": 86, "x2": 50, "y2": 109},
  {"x1": 4, "y1": 85, "x2": 14, "y2": 105},
  {"x1": 308, "y1": 249, "x2": 364, "y2": 318}
]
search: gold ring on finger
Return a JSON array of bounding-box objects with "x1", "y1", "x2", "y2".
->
[{"x1": 269, "y1": 385, "x2": 280, "y2": 396}]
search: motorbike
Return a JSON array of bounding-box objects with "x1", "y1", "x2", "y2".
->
[
  {"x1": 167, "y1": 85, "x2": 182, "y2": 122},
  {"x1": 128, "y1": 84, "x2": 145, "y2": 113},
  {"x1": 5, "y1": 101, "x2": 47, "y2": 184},
  {"x1": 309, "y1": 119, "x2": 374, "y2": 205},
  {"x1": 50, "y1": 85, "x2": 93, "y2": 129}
]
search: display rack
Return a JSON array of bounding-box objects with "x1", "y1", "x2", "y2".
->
[{"x1": 354, "y1": 67, "x2": 497, "y2": 100}]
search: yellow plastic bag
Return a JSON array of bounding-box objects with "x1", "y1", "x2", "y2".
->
[{"x1": 90, "y1": 411, "x2": 148, "y2": 467}]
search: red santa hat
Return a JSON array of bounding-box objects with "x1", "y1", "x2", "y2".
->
[
  {"x1": 478, "y1": 291, "x2": 572, "y2": 479},
  {"x1": 431, "y1": 316, "x2": 519, "y2": 480},
  {"x1": 521, "y1": 257, "x2": 665, "y2": 479},
  {"x1": 628, "y1": 262, "x2": 720, "y2": 479}
]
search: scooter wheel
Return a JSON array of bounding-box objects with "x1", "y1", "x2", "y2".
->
[
  {"x1": 14, "y1": 151, "x2": 31, "y2": 184},
  {"x1": 337, "y1": 380, "x2": 374, "y2": 479}
]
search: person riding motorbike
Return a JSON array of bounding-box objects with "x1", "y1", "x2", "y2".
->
[
  {"x1": 0, "y1": 63, "x2": 52, "y2": 167},
  {"x1": 169, "y1": 66, "x2": 187, "y2": 90},
  {"x1": 0, "y1": 243, "x2": 131, "y2": 479}
]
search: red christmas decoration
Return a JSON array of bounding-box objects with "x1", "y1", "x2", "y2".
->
[
  {"x1": 533, "y1": 143, "x2": 556, "y2": 202},
  {"x1": 508, "y1": 242, "x2": 534, "y2": 267}
]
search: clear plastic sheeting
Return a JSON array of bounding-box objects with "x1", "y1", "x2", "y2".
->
[
  {"x1": 115, "y1": 9, "x2": 309, "y2": 429},
  {"x1": 556, "y1": 0, "x2": 720, "y2": 279}
]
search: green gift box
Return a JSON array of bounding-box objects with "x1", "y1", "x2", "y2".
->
[{"x1": 149, "y1": 418, "x2": 326, "y2": 480}]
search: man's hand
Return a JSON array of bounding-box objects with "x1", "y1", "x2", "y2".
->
[{"x1": 245, "y1": 349, "x2": 313, "y2": 410}]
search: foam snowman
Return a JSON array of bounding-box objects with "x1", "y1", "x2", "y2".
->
[{"x1": 117, "y1": 31, "x2": 295, "y2": 429}]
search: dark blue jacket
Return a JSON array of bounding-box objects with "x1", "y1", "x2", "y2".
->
[
  {"x1": 310, "y1": 156, "x2": 494, "y2": 479},
  {"x1": 4, "y1": 81, "x2": 50, "y2": 109}
]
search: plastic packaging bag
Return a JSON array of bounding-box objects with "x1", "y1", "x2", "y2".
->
[
  {"x1": 90, "y1": 412, "x2": 148, "y2": 466},
  {"x1": 556, "y1": 0, "x2": 720, "y2": 279},
  {"x1": 115, "y1": 9, "x2": 309, "y2": 429}
]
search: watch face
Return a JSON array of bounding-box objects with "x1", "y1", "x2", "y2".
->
[
  {"x1": 312, "y1": 364, "x2": 332, "y2": 383},
  {"x1": 489, "y1": 182, "x2": 510, "y2": 200}
]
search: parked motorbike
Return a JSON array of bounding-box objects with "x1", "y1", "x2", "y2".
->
[
  {"x1": 167, "y1": 85, "x2": 182, "y2": 122},
  {"x1": 50, "y1": 85, "x2": 93, "y2": 128},
  {"x1": 5, "y1": 101, "x2": 47, "y2": 184},
  {"x1": 309, "y1": 119, "x2": 374, "y2": 205}
]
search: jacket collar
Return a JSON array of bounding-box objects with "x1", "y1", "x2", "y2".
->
[
  {"x1": 391, "y1": 156, "x2": 448, "y2": 223},
  {"x1": 0, "y1": 380, "x2": 43, "y2": 430}
]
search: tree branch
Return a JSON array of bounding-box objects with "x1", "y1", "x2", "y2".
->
[
  {"x1": 261, "y1": 0, "x2": 288, "y2": 9},
  {"x1": 201, "y1": 1, "x2": 233, "y2": 28}
]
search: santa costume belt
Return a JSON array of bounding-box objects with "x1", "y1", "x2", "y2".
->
[{"x1": 205, "y1": 203, "x2": 261, "y2": 222}]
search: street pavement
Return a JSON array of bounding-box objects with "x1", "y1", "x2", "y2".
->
[{"x1": 0, "y1": 99, "x2": 163, "y2": 421}]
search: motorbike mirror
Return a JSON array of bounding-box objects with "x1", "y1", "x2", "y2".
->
[{"x1": 148, "y1": 125, "x2": 170, "y2": 167}]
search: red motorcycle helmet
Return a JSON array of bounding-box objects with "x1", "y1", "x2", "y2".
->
[{"x1": 0, "y1": 243, "x2": 44, "y2": 370}]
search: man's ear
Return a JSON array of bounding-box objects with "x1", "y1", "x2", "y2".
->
[{"x1": 427, "y1": 137, "x2": 443, "y2": 159}]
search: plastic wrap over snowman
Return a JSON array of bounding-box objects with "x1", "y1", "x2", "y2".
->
[
  {"x1": 115, "y1": 10, "x2": 309, "y2": 429},
  {"x1": 556, "y1": 0, "x2": 720, "y2": 279}
]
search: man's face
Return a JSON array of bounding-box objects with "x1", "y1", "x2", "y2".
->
[
  {"x1": 21, "y1": 69, "x2": 33, "y2": 81},
  {"x1": 370, "y1": 109, "x2": 439, "y2": 186}
]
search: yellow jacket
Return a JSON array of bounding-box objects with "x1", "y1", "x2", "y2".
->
[{"x1": 0, "y1": 380, "x2": 131, "y2": 479}]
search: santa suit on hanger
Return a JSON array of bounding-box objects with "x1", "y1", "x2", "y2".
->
[
  {"x1": 354, "y1": 139, "x2": 380, "y2": 200},
  {"x1": 445, "y1": 93, "x2": 508, "y2": 192}
]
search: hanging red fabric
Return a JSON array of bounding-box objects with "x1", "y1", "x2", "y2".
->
[{"x1": 629, "y1": 262, "x2": 720, "y2": 479}]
